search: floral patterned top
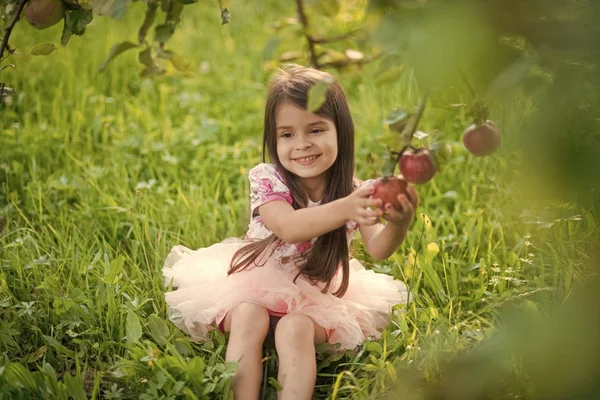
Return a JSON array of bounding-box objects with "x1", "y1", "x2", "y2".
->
[{"x1": 244, "y1": 163, "x2": 374, "y2": 267}]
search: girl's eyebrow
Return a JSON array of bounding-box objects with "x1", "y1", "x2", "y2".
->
[{"x1": 276, "y1": 120, "x2": 328, "y2": 131}]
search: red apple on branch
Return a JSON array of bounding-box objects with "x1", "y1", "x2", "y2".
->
[
  {"x1": 462, "y1": 120, "x2": 501, "y2": 156},
  {"x1": 399, "y1": 148, "x2": 436, "y2": 184},
  {"x1": 25, "y1": 0, "x2": 65, "y2": 29}
]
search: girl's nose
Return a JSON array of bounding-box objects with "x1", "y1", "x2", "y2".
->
[{"x1": 295, "y1": 138, "x2": 313, "y2": 150}]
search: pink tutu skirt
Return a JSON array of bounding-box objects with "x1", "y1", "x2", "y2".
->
[{"x1": 163, "y1": 238, "x2": 409, "y2": 351}]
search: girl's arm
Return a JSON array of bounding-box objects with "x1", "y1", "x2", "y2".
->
[
  {"x1": 258, "y1": 185, "x2": 382, "y2": 244},
  {"x1": 359, "y1": 185, "x2": 419, "y2": 260}
]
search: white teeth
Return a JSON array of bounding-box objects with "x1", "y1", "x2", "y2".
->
[{"x1": 296, "y1": 155, "x2": 318, "y2": 162}]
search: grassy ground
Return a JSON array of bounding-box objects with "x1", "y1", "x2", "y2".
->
[{"x1": 0, "y1": 1, "x2": 596, "y2": 399}]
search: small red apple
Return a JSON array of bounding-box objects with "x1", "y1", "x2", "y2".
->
[
  {"x1": 24, "y1": 0, "x2": 65, "y2": 29},
  {"x1": 462, "y1": 120, "x2": 501, "y2": 156},
  {"x1": 399, "y1": 148, "x2": 436, "y2": 184},
  {"x1": 372, "y1": 176, "x2": 409, "y2": 211}
]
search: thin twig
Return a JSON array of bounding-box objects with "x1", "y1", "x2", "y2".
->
[
  {"x1": 309, "y1": 28, "x2": 362, "y2": 44},
  {"x1": 0, "y1": 0, "x2": 29, "y2": 61}
]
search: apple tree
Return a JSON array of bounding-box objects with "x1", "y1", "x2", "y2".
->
[{"x1": 0, "y1": 0, "x2": 231, "y2": 103}]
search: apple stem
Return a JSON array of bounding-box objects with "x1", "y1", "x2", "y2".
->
[
  {"x1": 408, "y1": 93, "x2": 428, "y2": 141},
  {"x1": 392, "y1": 145, "x2": 409, "y2": 168}
]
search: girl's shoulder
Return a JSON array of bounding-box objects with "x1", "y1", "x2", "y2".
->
[{"x1": 249, "y1": 163, "x2": 286, "y2": 182}]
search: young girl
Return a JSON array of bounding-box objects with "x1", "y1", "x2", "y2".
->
[{"x1": 163, "y1": 64, "x2": 419, "y2": 400}]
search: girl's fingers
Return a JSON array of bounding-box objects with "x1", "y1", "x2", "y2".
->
[
  {"x1": 362, "y1": 208, "x2": 382, "y2": 218},
  {"x1": 364, "y1": 198, "x2": 382, "y2": 208},
  {"x1": 384, "y1": 204, "x2": 402, "y2": 220},
  {"x1": 362, "y1": 185, "x2": 376, "y2": 197},
  {"x1": 406, "y1": 185, "x2": 419, "y2": 208},
  {"x1": 398, "y1": 195, "x2": 414, "y2": 215}
]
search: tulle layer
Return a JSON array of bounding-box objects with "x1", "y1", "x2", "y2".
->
[{"x1": 163, "y1": 239, "x2": 409, "y2": 351}]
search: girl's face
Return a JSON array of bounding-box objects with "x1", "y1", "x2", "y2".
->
[{"x1": 275, "y1": 99, "x2": 338, "y2": 190}]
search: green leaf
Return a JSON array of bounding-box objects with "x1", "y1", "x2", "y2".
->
[
  {"x1": 365, "y1": 341, "x2": 383, "y2": 355},
  {"x1": 98, "y1": 41, "x2": 138, "y2": 72},
  {"x1": 398, "y1": 115, "x2": 417, "y2": 146},
  {"x1": 103, "y1": 255, "x2": 124, "y2": 284},
  {"x1": 381, "y1": 154, "x2": 397, "y2": 177},
  {"x1": 30, "y1": 43, "x2": 57, "y2": 56},
  {"x1": 384, "y1": 108, "x2": 408, "y2": 126},
  {"x1": 307, "y1": 76, "x2": 334, "y2": 113},
  {"x1": 429, "y1": 142, "x2": 452, "y2": 171},
  {"x1": 268, "y1": 377, "x2": 283, "y2": 391},
  {"x1": 43, "y1": 335, "x2": 77, "y2": 358},
  {"x1": 187, "y1": 356, "x2": 205, "y2": 389},
  {"x1": 138, "y1": 3, "x2": 158, "y2": 44},
  {"x1": 61, "y1": 10, "x2": 93, "y2": 46},
  {"x1": 109, "y1": 0, "x2": 130, "y2": 19},
  {"x1": 3, "y1": 363, "x2": 38, "y2": 391},
  {"x1": 155, "y1": 23, "x2": 176, "y2": 44},
  {"x1": 126, "y1": 310, "x2": 143, "y2": 344},
  {"x1": 375, "y1": 65, "x2": 405, "y2": 86},
  {"x1": 170, "y1": 54, "x2": 193, "y2": 72},
  {"x1": 138, "y1": 47, "x2": 163, "y2": 76},
  {"x1": 64, "y1": 374, "x2": 87, "y2": 400},
  {"x1": 148, "y1": 314, "x2": 170, "y2": 345},
  {"x1": 263, "y1": 36, "x2": 280, "y2": 61},
  {"x1": 139, "y1": 47, "x2": 153, "y2": 67},
  {"x1": 92, "y1": 0, "x2": 131, "y2": 19}
]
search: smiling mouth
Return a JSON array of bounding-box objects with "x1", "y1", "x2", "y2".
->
[{"x1": 293, "y1": 154, "x2": 321, "y2": 165}]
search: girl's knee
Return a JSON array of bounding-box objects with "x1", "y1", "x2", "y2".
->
[
  {"x1": 274, "y1": 314, "x2": 315, "y2": 348},
  {"x1": 226, "y1": 302, "x2": 270, "y2": 339}
]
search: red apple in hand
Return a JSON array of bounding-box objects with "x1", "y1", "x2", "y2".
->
[
  {"x1": 372, "y1": 176, "x2": 409, "y2": 211},
  {"x1": 399, "y1": 148, "x2": 436, "y2": 184},
  {"x1": 462, "y1": 120, "x2": 501, "y2": 156}
]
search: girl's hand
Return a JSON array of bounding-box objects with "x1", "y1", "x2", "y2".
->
[
  {"x1": 342, "y1": 185, "x2": 384, "y2": 226},
  {"x1": 381, "y1": 185, "x2": 419, "y2": 227}
]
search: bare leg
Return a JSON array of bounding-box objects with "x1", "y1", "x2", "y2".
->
[
  {"x1": 224, "y1": 302, "x2": 270, "y2": 400},
  {"x1": 274, "y1": 314, "x2": 327, "y2": 400}
]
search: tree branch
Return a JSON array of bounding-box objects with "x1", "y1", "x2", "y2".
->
[
  {"x1": 294, "y1": 0, "x2": 379, "y2": 71},
  {"x1": 309, "y1": 29, "x2": 362, "y2": 44},
  {"x1": 294, "y1": 0, "x2": 320, "y2": 69},
  {"x1": 1, "y1": 0, "x2": 28, "y2": 62}
]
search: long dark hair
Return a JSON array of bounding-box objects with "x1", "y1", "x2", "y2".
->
[{"x1": 228, "y1": 64, "x2": 355, "y2": 297}]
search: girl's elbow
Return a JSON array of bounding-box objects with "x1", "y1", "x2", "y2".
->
[
  {"x1": 281, "y1": 233, "x2": 303, "y2": 244},
  {"x1": 272, "y1": 225, "x2": 300, "y2": 244},
  {"x1": 367, "y1": 247, "x2": 389, "y2": 261}
]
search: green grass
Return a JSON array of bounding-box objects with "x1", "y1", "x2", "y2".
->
[{"x1": 0, "y1": 1, "x2": 597, "y2": 399}]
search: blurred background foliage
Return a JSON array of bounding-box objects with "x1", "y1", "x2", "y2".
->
[{"x1": 1, "y1": 0, "x2": 599, "y2": 398}]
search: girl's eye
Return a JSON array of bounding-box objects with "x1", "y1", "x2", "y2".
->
[
  {"x1": 310, "y1": 128, "x2": 323, "y2": 134},
  {"x1": 281, "y1": 132, "x2": 292, "y2": 138}
]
